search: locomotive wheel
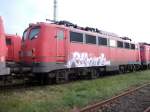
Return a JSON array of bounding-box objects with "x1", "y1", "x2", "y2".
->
[
  {"x1": 136, "y1": 64, "x2": 141, "y2": 71},
  {"x1": 55, "y1": 70, "x2": 69, "y2": 84},
  {"x1": 148, "y1": 64, "x2": 150, "y2": 69},
  {"x1": 0, "y1": 75, "x2": 14, "y2": 88},
  {"x1": 40, "y1": 74, "x2": 49, "y2": 85},
  {"x1": 119, "y1": 66, "x2": 125, "y2": 74},
  {"x1": 86, "y1": 68, "x2": 98, "y2": 79},
  {"x1": 129, "y1": 65, "x2": 134, "y2": 72},
  {"x1": 132, "y1": 65, "x2": 136, "y2": 72},
  {"x1": 1, "y1": 76, "x2": 7, "y2": 86},
  {"x1": 68, "y1": 69, "x2": 78, "y2": 81},
  {"x1": 91, "y1": 68, "x2": 99, "y2": 79}
]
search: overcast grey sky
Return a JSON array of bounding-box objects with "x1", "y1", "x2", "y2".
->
[{"x1": 0, "y1": 0, "x2": 150, "y2": 43}]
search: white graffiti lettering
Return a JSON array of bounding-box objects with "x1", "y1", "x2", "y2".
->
[{"x1": 66, "y1": 52, "x2": 110, "y2": 68}]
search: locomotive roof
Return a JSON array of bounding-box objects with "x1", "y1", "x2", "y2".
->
[
  {"x1": 139, "y1": 42, "x2": 150, "y2": 46},
  {"x1": 29, "y1": 21, "x2": 136, "y2": 44},
  {"x1": 6, "y1": 34, "x2": 19, "y2": 37},
  {"x1": 6, "y1": 34, "x2": 21, "y2": 38}
]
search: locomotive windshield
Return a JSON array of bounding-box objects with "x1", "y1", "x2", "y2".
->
[{"x1": 29, "y1": 27, "x2": 40, "y2": 40}]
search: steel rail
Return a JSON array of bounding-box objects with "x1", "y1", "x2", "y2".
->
[
  {"x1": 73, "y1": 83, "x2": 150, "y2": 112},
  {"x1": 143, "y1": 106, "x2": 150, "y2": 112}
]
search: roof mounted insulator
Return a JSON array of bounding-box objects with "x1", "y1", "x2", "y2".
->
[
  {"x1": 120, "y1": 36, "x2": 132, "y2": 41},
  {"x1": 140, "y1": 42, "x2": 150, "y2": 46},
  {"x1": 45, "y1": 19, "x2": 120, "y2": 37},
  {"x1": 29, "y1": 23, "x2": 35, "y2": 27}
]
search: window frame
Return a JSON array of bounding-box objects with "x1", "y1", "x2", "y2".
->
[
  {"x1": 85, "y1": 34, "x2": 96, "y2": 44},
  {"x1": 117, "y1": 41, "x2": 124, "y2": 48},
  {"x1": 57, "y1": 30, "x2": 64, "y2": 40},
  {"x1": 29, "y1": 26, "x2": 40, "y2": 40},
  {"x1": 70, "y1": 31, "x2": 84, "y2": 43},
  {"x1": 98, "y1": 37, "x2": 107, "y2": 46},
  {"x1": 131, "y1": 43, "x2": 135, "y2": 50},
  {"x1": 124, "y1": 42, "x2": 130, "y2": 49}
]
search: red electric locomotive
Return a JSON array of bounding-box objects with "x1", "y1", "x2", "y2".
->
[
  {"x1": 139, "y1": 43, "x2": 150, "y2": 69},
  {"x1": 21, "y1": 21, "x2": 141, "y2": 83},
  {"x1": 6, "y1": 34, "x2": 21, "y2": 62},
  {"x1": 6, "y1": 34, "x2": 21, "y2": 73},
  {"x1": 0, "y1": 16, "x2": 10, "y2": 75}
]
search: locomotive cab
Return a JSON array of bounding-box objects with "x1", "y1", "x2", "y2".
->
[{"x1": 21, "y1": 23, "x2": 67, "y2": 73}]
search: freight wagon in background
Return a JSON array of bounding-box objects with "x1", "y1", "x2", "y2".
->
[{"x1": 20, "y1": 21, "x2": 142, "y2": 83}]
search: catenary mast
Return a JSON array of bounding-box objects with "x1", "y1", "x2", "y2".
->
[{"x1": 53, "y1": 0, "x2": 57, "y2": 21}]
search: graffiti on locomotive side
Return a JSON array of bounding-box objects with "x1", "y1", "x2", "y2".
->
[{"x1": 66, "y1": 52, "x2": 110, "y2": 68}]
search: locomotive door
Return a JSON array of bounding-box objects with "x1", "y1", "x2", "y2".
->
[{"x1": 56, "y1": 28, "x2": 66, "y2": 62}]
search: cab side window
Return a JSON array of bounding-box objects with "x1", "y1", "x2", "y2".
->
[
  {"x1": 124, "y1": 42, "x2": 130, "y2": 49},
  {"x1": 70, "y1": 31, "x2": 83, "y2": 43},
  {"x1": 98, "y1": 37, "x2": 107, "y2": 46},
  {"x1": 57, "y1": 30, "x2": 64, "y2": 40},
  {"x1": 22, "y1": 30, "x2": 28, "y2": 41},
  {"x1": 6, "y1": 38, "x2": 12, "y2": 45},
  {"x1": 117, "y1": 41, "x2": 123, "y2": 48},
  {"x1": 85, "y1": 34, "x2": 96, "y2": 44},
  {"x1": 131, "y1": 44, "x2": 135, "y2": 49}
]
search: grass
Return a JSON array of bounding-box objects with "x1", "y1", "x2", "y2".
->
[{"x1": 0, "y1": 70, "x2": 150, "y2": 112}]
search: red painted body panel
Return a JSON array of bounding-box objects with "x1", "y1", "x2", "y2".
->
[
  {"x1": 6, "y1": 34, "x2": 21, "y2": 62},
  {"x1": 67, "y1": 43, "x2": 140, "y2": 67}
]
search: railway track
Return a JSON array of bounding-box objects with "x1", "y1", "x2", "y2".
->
[
  {"x1": 72, "y1": 83, "x2": 150, "y2": 112},
  {"x1": 143, "y1": 106, "x2": 150, "y2": 112}
]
